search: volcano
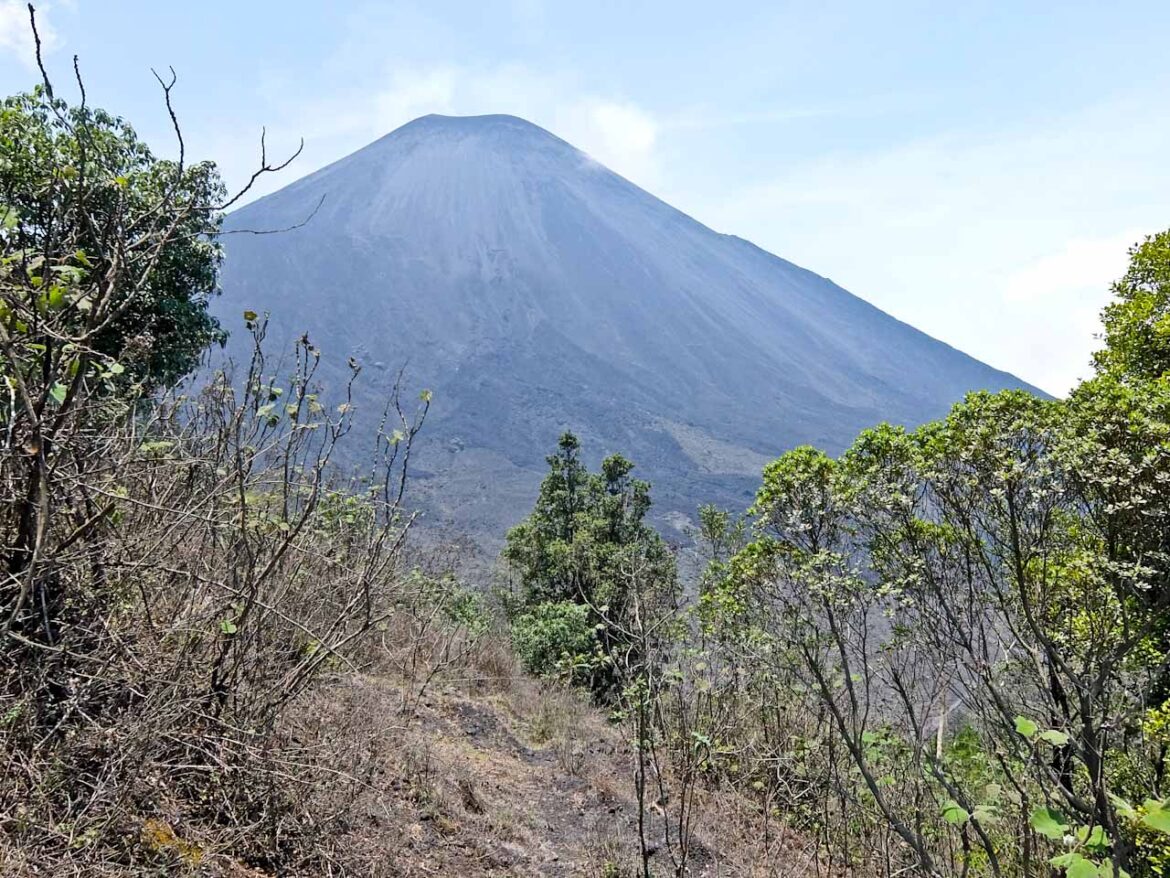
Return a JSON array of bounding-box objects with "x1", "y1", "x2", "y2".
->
[{"x1": 217, "y1": 113, "x2": 1041, "y2": 540}]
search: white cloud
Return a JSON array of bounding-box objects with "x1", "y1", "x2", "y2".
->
[
  {"x1": 1002, "y1": 230, "x2": 1143, "y2": 303},
  {"x1": 586, "y1": 101, "x2": 658, "y2": 159},
  {"x1": 0, "y1": 0, "x2": 57, "y2": 68},
  {"x1": 563, "y1": 99, "x2": 660, "y2": 184},
  {"x1": 367, "y1": 68, "x2": 663, "y2": 185},
  {"x1": 208, "y1": 61, "x2": 665, "y2": 203},
  {"x1": 371, "y1": 67, "x2": 458, "y2": 130}
]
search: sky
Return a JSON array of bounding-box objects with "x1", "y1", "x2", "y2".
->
[{"x1": 1, "y1": 1, "x2": 1168, "y2": 395}]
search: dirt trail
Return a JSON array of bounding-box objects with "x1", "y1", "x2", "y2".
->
[
  {"x1": 283, "y1": 674, "x2": 807, "y2": 877},
  {"x1": 387, "y1": 683, "x2": 640, "y2": 875}
]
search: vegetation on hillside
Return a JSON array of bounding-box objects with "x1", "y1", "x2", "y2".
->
[
  {"x1": 503, "y1": 432, "x2": 679, "y2": 699},
  {"x1": 5, "y1": 13, "x2": 1170, "y2": 876},
  {"x1": 0, "y1": 43, "x2": 779, "y2": 877},
  {"x1": 503, "y1": 229, "x2": 1170, "y2": 877},
  {"x1": 0, "y1": 42, "x2": 453, "y2": 874}
]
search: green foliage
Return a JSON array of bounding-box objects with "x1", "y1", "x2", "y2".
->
[
  {"x1": 690, "y1": 226, "x2": 1170, "y2": 876},
  {"x1": 1142, "y1": 801, "x2": 1170, "y2": 835},
  {"x1": 510, "y1": 601, "x2": 597, "y2": 684},
  {"x1": 1014, "y1": 716, "x2": 1040, "y2": 738},
  {"x1": 1131, "y1": 807, "x2": 1170, "y2": 878},
  {"x1": 1095, "y1": 230, "x2": 1170, "y2": 384},
  {"x1": 503, "y1": 432, "x2": 674, "y2": 609},
  {"x1": 1030, "y1": 805, "x2": 1070, "y2": 841},
  {"x1": 0, "y1": 87, "x2": 225, "y2": 388},
  {"x1": 503, "y1": 432, "x2": 678, "y2": 698}
]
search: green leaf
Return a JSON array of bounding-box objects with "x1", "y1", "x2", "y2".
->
[
  {"x1": 1039, "y1": 729, "x2": 1071, "y2": 747},
  {"x1": 1015, "y1": 715, "x2": 1039, "y2": 738},
  {"x1": 691, "y1": 731, "x2": 712, "y2": 749},
  {"x1": 1051, "y1": 853, "x2": 1101, "y2": 878},
  {"x1": 48, "y1": 383, "x2": 67, "y2": 405},
  {"x1": 1078, "y1": 824, "x2": 1111, "y2": 851},
  {"x1": 1142, "y1": 799, "x2": 1170, "y2": 834},
  {"x1": 1109, "y1": 793, "x2": 1136, "y2": 820},
  {"x1": 243, "y1": 309, "x2": 257, "y2": 322},
  {"x1": 941, "y1": 800, "x2": 970, "y2": 825},
  {"x1": 219, "y1": 620, "x2": 238, "y2": 635},
  {"x1": 1030, "y1": 805, "x2": 1069, "y2": 840},
  {"x1": 419, "y1": 389, "x2": 433, "y2": 402}
]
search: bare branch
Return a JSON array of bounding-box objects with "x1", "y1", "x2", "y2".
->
[
  {"x1": 27, "y1": 3, "x2": 52, "y2": 99},
  {"x1": 151, "y1": 65, "x2": 185, "y2": 174},
  {"x1": 218, "y1": 129, "x2": 305, "y2": 212},
  {"x1": 220, "y1": 194, "x2": 327, "y2": 236}
]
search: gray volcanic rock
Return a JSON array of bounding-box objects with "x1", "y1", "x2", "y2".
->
[{"x1": 217, "y1": 113, "x2": 1041, "y2": 541}]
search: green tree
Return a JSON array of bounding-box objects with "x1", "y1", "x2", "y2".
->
[
  {"x1": 695, "y1": 230, "x2": 1170, "y2": 875},
  {"x1": 502, "y1": 432, "x2": 590, "y2": 605},
  {"x1": 503, "y1": 432, "x2": 678, "y2": 697},
  {"x1": 0, "y1": 87, "x2": 227, "y2": 388},
  {"x1": 503, "y1": 431, "x2": 674, "y2": 611},
  {"x1": 1094, "y1": 229, "x2": 1170, "y2": 384},
  {"x1": 510, "y1": 600, "x2": 597, "y2": 684},
  {"x1": 704, "y1": 386, "x2": 1170, "y2": 874},
  {"x1": 1, "y1": 70, "x2": 285, "y2": 636}
]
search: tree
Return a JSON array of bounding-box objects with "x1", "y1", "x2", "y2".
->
[
  {"x1": 1094, "y1": 230, "x2": 1170, "y2": 384},
  {"x1": 503, "y1": 431, "x2": 674, "y2": 612},
  {"x1": 1, "y1": 80, "x2": 224, "y2": 632},
  {"x1": 503, "y1": 432, "x2": 677, "y2": 698},
  {"x1": 0, "y1": 87, "x2": 226, "y2": 390},
  {"x1": 704, "y1": 387, "x2": 1170, "y2": 875},
  {"x1": 697, "y1": 230, "x2": 1170, "y2": 875},
  {"x1": 510, "y1": 600, "x2": 596, "y2": 684},
  {"x1": 501, "y1": 432, "x2": 590, "y2": 605},
  {"x1": 1, "y1": 36, "x2": 300, "y2": 646},
  {"x1": 1, "y1": 28, "x2": 435, "y2": 871}
]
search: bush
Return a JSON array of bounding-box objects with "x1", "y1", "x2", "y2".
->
[
  {"x1": 511, "y1": 601, "x2": 596, "y2": 683},
  {"x1": 0, "y1": 321, "x2": 430, "y2": 872}
]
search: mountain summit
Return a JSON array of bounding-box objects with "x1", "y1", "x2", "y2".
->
[{"x1": 218, "y1": 114, "x2": 1041, "y2": 538}]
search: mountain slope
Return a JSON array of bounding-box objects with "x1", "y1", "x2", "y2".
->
[{"x1": 218, "y1": 113, "x2": 1041, "y2": 539}]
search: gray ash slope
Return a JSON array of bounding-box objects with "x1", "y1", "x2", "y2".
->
[{"x1": 218, "y1": 113, "x2": 1041, "y2": 541}]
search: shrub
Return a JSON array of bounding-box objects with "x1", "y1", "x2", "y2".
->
[
  {"x1": 0, "y1": 320, "x2": 430, "y2": 872},
  {"x1": 510, "y1": 601, "x2": 596, "y2": 683}
]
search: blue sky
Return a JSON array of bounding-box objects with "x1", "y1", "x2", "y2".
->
[{"x1": 2, "y1": 1, "x2": 1168, "y2": 394}]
